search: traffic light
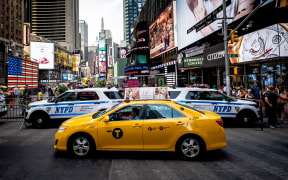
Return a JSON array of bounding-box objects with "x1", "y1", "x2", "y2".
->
[
  {"x1": 276, "y1": 0, "x2": 288, "y2": 7},
  {"x1": 230, "y1": 30, "x2": 239, "y2": 43}
]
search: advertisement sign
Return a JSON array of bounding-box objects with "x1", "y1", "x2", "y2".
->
[
  {"x1": 229, "y1": 23, "x2": 288, "y2": 64},
  {"x1": 124, "y1": 65, "x2": 150, "y2": 75},
  {"x1": 99, "y1": 40, "x2": 106, "y2": 51},
  {"x1": 8, "y1": 56, "x2": 39, "y2": 89},
  {"x1": 73, "y1": 54, "x2": 80, "y2": 72},
  {"x1": 149, "y1": 2, "x2": 177, "y2": 58},
  {"x1": 204, "y1": 43, "x2": 226, "y2": 68},
  {"x1": 62, "y1": 73, "x2": 68, "y2": 81},
  {"x1": 124, "y1": 87, "x2": 170, "y2": 100},
  {"x1": 68, "y1": 74, "x2": 73, "y2": 81},
  {"x1": 30, "y1": 42, "x2": 55, "y2": 69},
  {"x1": 107, "y1": 69, "x2": 113, "y2": 78},
  {"x1": 183, "y1": 56, "x2": 204, "y2": 68},
  {"x1": 177, "y1": 0, "x2": 258, "y2": 50},
  {"x1": 99, "y1": 61, "x2": 106, "y2": 73}
]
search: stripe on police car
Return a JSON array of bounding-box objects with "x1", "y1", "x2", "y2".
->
[
  {"x1": 178, "y1": 100, "x2": 255, "y2": 106},
  {"x1": 31, "y1": 101, "x2": 109, "y2": 107},
  {"x1": 50, "y1": 113, "x2": 86, "y2": 117}
]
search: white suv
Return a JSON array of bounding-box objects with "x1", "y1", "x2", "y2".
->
[
  {"x1": 0, "y1": 94, "x2": 7, "y2": 117},
  {"x1": 168, "y1": 88, "x2": 261, "y2": 124},
  {"x1": 25, "y1": 88, "x2": 124, "y2": 128}
]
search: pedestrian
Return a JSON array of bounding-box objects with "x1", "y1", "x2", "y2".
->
[
  {"x1": 48, "y1": 86, "x2": 54, "y2": 98},
  {"x1": 218, "y1": 86, "x2": 224, "y2": 93},
  {"x1": 5, "y1": 88, "x2": 14, "y2": 110},
  {"x1": 251, "y1": 82, "x2": 261, "y2": 99},
  {"x1": 231, "y1": 87, "x2": 237, "y2": 97},
  {"x1": 23, "y1": 85, "x2": 31, "y2": 105},
  {"x1": 13, "y1": 86, "x2": 19, "y2": 101},
  {"x1": 37, "y1": 88, "x2": 43, "y2": 101},
  {"x1": 238, "y1": 88, "x2": 246, "y2": 99},
  {"x1": 264, "y1": 86, "x2": 279, "y2": 128},
  {"x1": 245, "y1": 89, "x2": 254, "y2": 99},
  {"x1": 277, "y1": 88, "x2": 288, "y2": 124}
]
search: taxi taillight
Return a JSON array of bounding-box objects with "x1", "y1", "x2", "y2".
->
[{"x1": 216, "y1": 119, "x2": 223, "y2": 127}]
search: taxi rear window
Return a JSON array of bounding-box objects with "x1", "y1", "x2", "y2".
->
[
  {"x1": 104, "y1": 91, "x2": 124, "y2": 99},
  {"x1": 168, "y1": 91, "x2": 181, "y2": 99}
]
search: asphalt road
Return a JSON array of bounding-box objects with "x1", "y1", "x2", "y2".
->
[{"x1": 0, "y1": 122, "x2": 288, "y2": 180}]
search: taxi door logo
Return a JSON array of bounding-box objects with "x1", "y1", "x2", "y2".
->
[{"x1": 112, "y1": 128, "x2": 123, "y2": 139}]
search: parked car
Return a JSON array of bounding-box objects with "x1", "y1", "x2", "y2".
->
[
  {"x1": 25, "y1": 88, "x2": 124, "y2": 128},
  {"x1": 168, "y1": 87, "x2": 261, "y2": 124}
]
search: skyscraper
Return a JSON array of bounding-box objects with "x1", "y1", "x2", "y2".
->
[
  {"x1": 123, "y1": 0, "x2": 146, "y2": 47},
  {"x1": 31, "y1": 0, "x2": 79, "y2": 52},
  {"x1": 79, "y1": 20, "x2": 88, "y2": 63}
]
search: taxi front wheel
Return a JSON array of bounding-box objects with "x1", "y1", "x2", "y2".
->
[
  {"x1": 176, "y1": 135, "x2": 205, "y2": 160},
  {"x1": 68, "y1": 133, "x2": 95, "y2": 158}
]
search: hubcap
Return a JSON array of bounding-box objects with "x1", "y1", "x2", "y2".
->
[
  {"x1": 73, "y1": 137, "x2": 90, "y2": 156},
  {"x1": 243, "y1": 117, "x2": 249, "y2": 123},
  {"x1": 181, "y1": 138, "x2": 200, "y2": 158},
  {"x1": 37, "y1": 118, "x2": 43, "y2": 124}
]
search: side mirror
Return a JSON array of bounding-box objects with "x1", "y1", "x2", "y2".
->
[{"x1": 102, "y1": 116, "x2": 109, "y2": 122}]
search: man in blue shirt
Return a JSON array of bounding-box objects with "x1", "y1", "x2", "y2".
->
[{"x1": 251, "y1": 82, "x2": 261, "y2": 99}]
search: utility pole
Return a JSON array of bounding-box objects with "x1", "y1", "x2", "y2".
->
[{"x1": 222, "y1": 0, "x2": 231, "y2": 96}]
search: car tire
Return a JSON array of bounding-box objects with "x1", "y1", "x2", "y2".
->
[
  {"x1": 31, "y1": 112, "x2": 49, "y2": 128},
  {"x1": 237, "y1": 111, "x2": 256, "y2": 126},
  {"x1": 176, "y1": 135, "x2": 205, "y2": 160},
  {"x1": 68, "y1": 133, "x2": 95, "y2": 158}
]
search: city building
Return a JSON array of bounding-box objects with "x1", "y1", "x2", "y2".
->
[
  {"x1": 88, "y1": 45, "x2": 98, "y2": 81},
  {"x1": 0, "y1": 0, "x2": 25, "y2": 85},
  {"x1": 123, "y1": 0, "x2": 146, "y2": 47},
  {"x1": 79, "y1": 20, "x2": 88, "y2": 63},
  {"x1": 31, "y1": 0, "x2": 79, "y2": 52}
]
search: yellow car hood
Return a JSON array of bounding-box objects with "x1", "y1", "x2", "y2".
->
[{"x1": 62, "y1": 113, "x2": 94, "y2": 126}]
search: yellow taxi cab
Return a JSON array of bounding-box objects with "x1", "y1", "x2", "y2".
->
[{"x1": 54, "y1": 100, "x2": 226, "y2": 160}]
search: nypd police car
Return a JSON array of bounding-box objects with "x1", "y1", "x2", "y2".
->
[
  {"x1": 25, "y1": 88, "x2": 123, "y2": 128},
  {"x1": 168, "y1": 88, "x2": 261, "y2": 124}
]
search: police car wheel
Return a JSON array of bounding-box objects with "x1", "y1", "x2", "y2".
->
[
  {"x1": 68, "y1": 133, "x2": 95, "y2": 158},
  {"x1": 32, "y1": 112, "x2": 49, "y2": 128},
  {"x1": 237, "y1": 111, "x2": 256, "y2": 126},
  {"x1": 176, "y1": 135, "x2": 205, "y2": 160}
]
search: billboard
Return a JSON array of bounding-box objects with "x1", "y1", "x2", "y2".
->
[
  {"x1": 149, "y1": 2, "x2": 177, "y2": 58},
  {"x1": 30, "y1": 42, "x2": 55, "y2": 69},
  {"x1": 8, "y1": 56, "x2": 38, "y2": 89},
  {"x1": 99, "y1": 61, "x2": 106, "y2": 73},
  {"x1": 63, "y1": 73, "x2": 68, "y2": 81},
  {"x1": 177, "y1": 0, "x2": 258, "y2": 50},
  {"x1": 229, "y1": 23, "x2": 288, "y2": 64},
  {"x1": 99, "y1": 40, "x2": 106, "y2": 51},
  {"x1": 73, "y1": 54, "x2": 80, "y2": 72}
]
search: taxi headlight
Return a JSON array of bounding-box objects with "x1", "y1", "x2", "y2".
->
[{"x1": 58, "y1": 126, "x2": 69, "y2": 132}]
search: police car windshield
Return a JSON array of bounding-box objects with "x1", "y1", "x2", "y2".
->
[{"x1": 92, "y1": 103, "x2": 121, "y2": 119}]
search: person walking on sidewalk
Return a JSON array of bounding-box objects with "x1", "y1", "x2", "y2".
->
[
  {"x1": 251, "y1": 82, "x2": 261, "y2": 100},
  {"x1": 278, "y1": 88, "x2": 288, "y2": 124},
  {"x1": 264, "y1": 86, "x2": 279, "y2": 128}
]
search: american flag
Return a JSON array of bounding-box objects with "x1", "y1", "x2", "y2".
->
[{"x1": 8, "y1": 56, "x2": 39, "y2": 89}]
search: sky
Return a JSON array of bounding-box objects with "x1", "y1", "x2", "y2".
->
[{"x1": 79, "y1": 0, "x2": 124, "y2": 46}]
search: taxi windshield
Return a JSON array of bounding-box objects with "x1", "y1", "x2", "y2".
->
[{"x1": 92, "y1": 103, "x2": 122, "y2": 119}]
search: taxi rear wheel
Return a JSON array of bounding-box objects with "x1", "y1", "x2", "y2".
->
[
  {"x1": 176, "y1": 135, "x2": 205, "y2": 160},
  {"x1": 32, "y1": 112, "x2": 49, "y2": 128},
  {"x1": 68, "y1": 133, "x2": 95, "y2": 158}
]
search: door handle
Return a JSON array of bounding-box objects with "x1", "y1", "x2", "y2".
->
[
  {"x1": 176, "y1": 121, "x2": 185, "y2": 125},
  {"x1": 68, "y1": 104, "x2": 74, "y2": 106},
  {"x1": 94, "y1": 102, "x2": 100, "y2": 104},
  {"x1": 212, "y1": 103, "x2": 217, "y2": 105},
  {"x1": 133, "y1": 123, "x2": 141, "y2": 128}
]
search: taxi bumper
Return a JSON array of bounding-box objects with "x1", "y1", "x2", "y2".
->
[
  {"x1": 54, "y1": 131, "x2": 69, "y2": 151},
  {"x1": 205, "y1": 128, "x2": 227, "y2": 151}
]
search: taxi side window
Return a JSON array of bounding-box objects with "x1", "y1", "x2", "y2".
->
[
  {"x1": 77, "y1": 91, "x2": 99, "y2": 101},
  {"x1": 57, "y1": 92, "x2": 76, "y2": 102},
  {"x1": 146, "y1": 104, "x2": 185, "y2": 119},
  {"x1": 109, "y1": 105, "x2": 143, "y2": 121}
]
